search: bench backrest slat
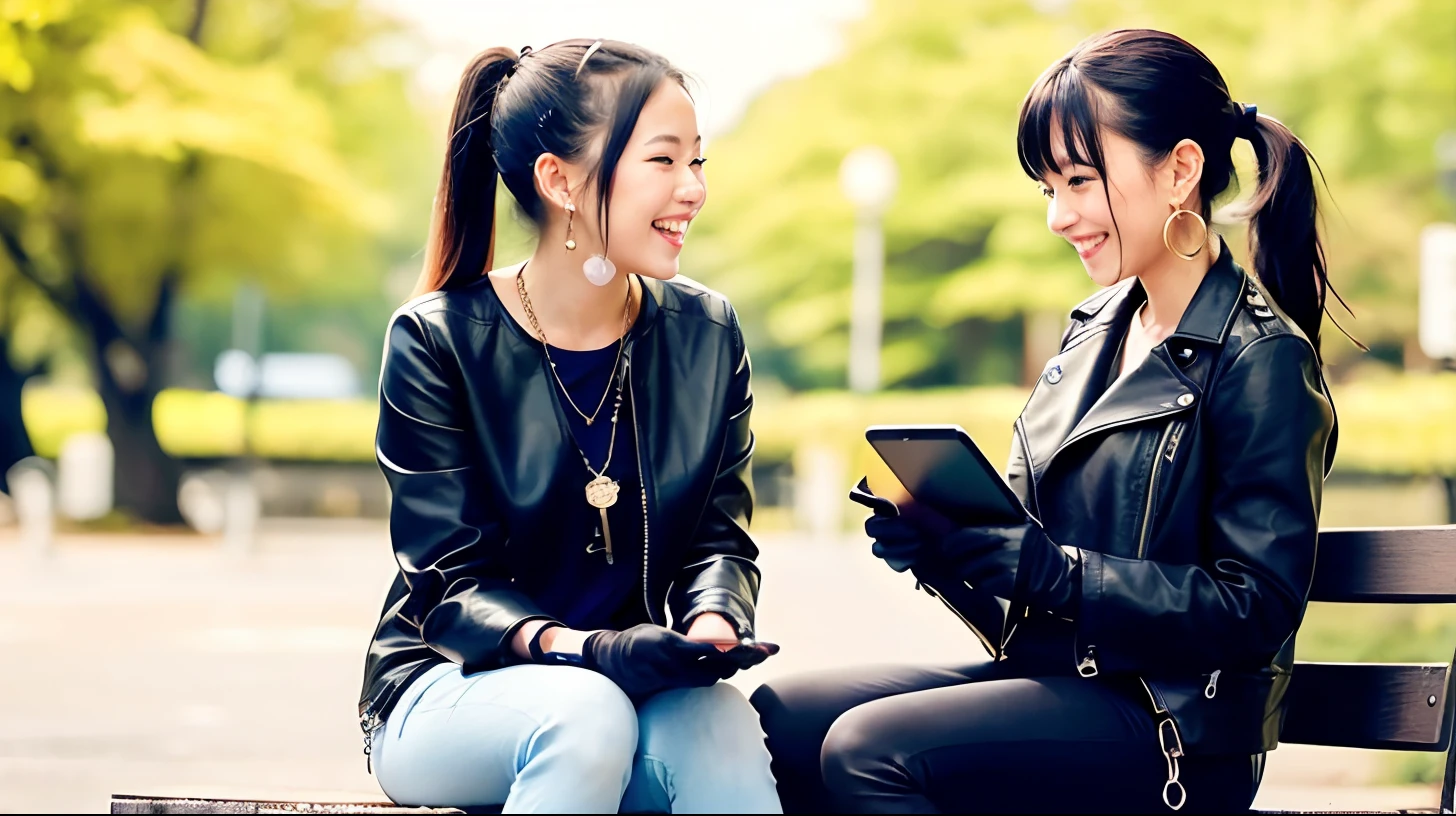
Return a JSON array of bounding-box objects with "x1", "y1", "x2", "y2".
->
[
  {"x1": 1309, "y1": 527, "x2": 1456, "y2": 603},
  {"x1": 1280, "y1": 662, "x2": 1453, "y2": 750}
]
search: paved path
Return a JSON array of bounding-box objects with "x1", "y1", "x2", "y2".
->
[{"x1": 0, "y1": 521, "x2": 1439, "y2": 812}]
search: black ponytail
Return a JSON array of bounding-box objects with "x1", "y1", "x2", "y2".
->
[
  {"x1": 414, "y1": 48, "x2": 517, "y2": 298},
  {"x1": 1244, "y1": 112, "x2": 1347, "y2": 356}
]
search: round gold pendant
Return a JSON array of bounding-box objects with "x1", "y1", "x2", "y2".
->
[{"x1": 585, "y1": 475, "x2": 619, "y2": 509}]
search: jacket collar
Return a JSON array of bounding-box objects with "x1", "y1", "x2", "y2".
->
[
  {"x1": 1169, "y1": 239, "x2": 1245, "y2": 346},
  {"x1": 634, "y1": 275, "x2": 665, "y2": 341},
  {"x1": 1025, "y1": 240, "x2": 1245, "y2": 482},
  {"x1": 1068, "y1": 238, "x2": 1245, "y2": 345}
]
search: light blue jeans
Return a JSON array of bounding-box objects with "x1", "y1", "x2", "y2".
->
[{"x1": 371, "y1": 661, "x2": 782, "y2": 814}]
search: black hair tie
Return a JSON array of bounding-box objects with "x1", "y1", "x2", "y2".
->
[
  {"x1": 1237, "y1": 103, "x2": 1259, "y2": 140},
  {"x1": 505, "y1": 45, "x2": 532, "y2": 79}
]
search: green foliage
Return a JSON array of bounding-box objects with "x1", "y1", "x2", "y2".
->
[
  {"x1": 685, "y1": 0, "x2": 1456, "y2": 389},
  {"x1": 19, "y1": 371, "x2": 1456, "y2": 474},
  {"x1": 753, "y1": 372, "x2": 1456, "y2": 477},
  {"x1": 0, "y1": 0, "x2": 435, "y2": 518},
  {"x1": 0, "y1": 0, "x2": 434, "y2": 363}
]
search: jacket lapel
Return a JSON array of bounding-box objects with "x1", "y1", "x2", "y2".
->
[
  {"x1": 1021, "y1": 324, "x2": 1119, "y2": 484},
  {"x1": 1052, "y1": 344, "x2": 1200, "y2": 461},
  {"x1": 1025, "y1": 243, "x2": 1245, "y2": 484}
]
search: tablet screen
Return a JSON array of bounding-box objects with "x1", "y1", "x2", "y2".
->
[{"x1": 866, "y1": 425, "x2": 1028, "y2": 526}]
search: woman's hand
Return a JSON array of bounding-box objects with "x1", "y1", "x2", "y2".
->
[
  {"x1": 897, "y1": 515, "x2": 1083, "y2": 616},
  {"x1": 862, "y1": 501, "x2": 958, "y2": 573},
  {"x1": 584, "y1": 624, "x2": 723, "y2": 699},
  {"x1": 684, "y1": 611, "x2": 737, "y2": 652},
  {"x1": 864, "y1": 514, "x2": 934, "y2": 572}
]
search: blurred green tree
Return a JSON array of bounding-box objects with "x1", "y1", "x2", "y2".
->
[
  {"x1": 686, "y1": 0, "x2": 1456, "y2": 390},
  {"x1": 0, "y1": 0, "x2": 432, "y2": 519}
]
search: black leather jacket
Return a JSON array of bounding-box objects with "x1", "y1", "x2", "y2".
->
[
  {"x1": 358, "y1": 269, "x2": 761, "y2": 729},
  {"x1": 1005, "y1": 245, "x2": 1337, "y2": 756}
]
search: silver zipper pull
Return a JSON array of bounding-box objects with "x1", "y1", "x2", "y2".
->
[
  {"x1": 1204, "y1": 669, "x2": 1221, "y2": 699},
  {"x1": 1164, "y1": 427, "x2": 1182, "y2": 462},
  {"x1": 1158, "y1": 717, "x2": 1186, "y2": 810},
  {"x1": 1076, "y1": 646, "x2": 1099, "y2": 677}
]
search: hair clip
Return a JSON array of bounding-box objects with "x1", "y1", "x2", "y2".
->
[
  {"x1": 519, "y1": 45, "x2": 534, "y2": 58},
  {"x1": 575, "y1": 40, "x2": 604, "y2": 79}
]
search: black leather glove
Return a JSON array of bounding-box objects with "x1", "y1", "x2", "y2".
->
[
  {"x1": 583, "y1": 624, "x2": 724, "y2": 699},
  {"x1": 863, "y1": 513, "x2": 934, "y2": 573},
  {"x1": 869, "y1": 507, "x2": 1082, "y2": 616},
  {"x1": 861, "y1": 495, "x2": 962, "y2": 573},
  {"x1": 853, "y1": 478, "x2": 954, "y2": 573},
  {"x1": 948, "y1": 523, "x2": 1082, "y2": 616},
  {"x1": 694, "y1": 638, "x2": 781, "y2": 681}
]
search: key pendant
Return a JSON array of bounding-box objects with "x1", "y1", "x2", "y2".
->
[
  {"x1": 585, "y1": 476, "x2": 618, "y2": 564},
  {"x1": 585, "y1": 475, "x2": 619, "y2": 509},
  {"x1": 599, "y1": 508, "x2": 613, "y2": 564}
]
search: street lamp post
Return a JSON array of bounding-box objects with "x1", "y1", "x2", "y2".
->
[{"x1": 839, "y1": 146, "x2": 898, "y2": 393}]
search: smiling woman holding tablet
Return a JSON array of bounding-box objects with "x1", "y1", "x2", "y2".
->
[{"x1": 752, "y1": 29, "x2": 1343, "y2": 814}]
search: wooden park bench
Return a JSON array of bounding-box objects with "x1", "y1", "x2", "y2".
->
[
  {"x1": 111, "y1": 525, "x2": 1456, "y2": 815},
  {"x1": 1258, "y1": 525, "x2": 1456, "y2": 814}
]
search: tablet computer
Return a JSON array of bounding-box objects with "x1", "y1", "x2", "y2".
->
[{"x1": 865, "y1": 424, "x2": 1028, "y2": 526}]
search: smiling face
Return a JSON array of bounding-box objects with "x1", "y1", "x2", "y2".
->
[
  {"x1": 1037, "y1": 125, "x2": 1178, "y2": 288},
  {"x1": 567, "y1": 79, "x2": 706, "y2": 281}
]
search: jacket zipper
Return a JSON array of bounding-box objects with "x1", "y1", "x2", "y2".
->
[
  {"x1": 1045, "y1": 403, "x2": 1189, "y2": 477},
  {"x1": 1139, "y1": 677, "x2": 1169, "y2": 713},
  {"x1": 1136, "y1": 421, "x2": 1183, "y2": 559},
  {"x1": 359, "y1": 707, "x2": 380, "y2": 773},
  {"x1": 1204, "y1": 669, "x2": 1221, "y2": 699},
  {"x1": 1140, "y1": 677, "x2": 1187, "y2": 810},
  {"x1": 625, "y1": 355, "x2": 655, "y2": 625}
]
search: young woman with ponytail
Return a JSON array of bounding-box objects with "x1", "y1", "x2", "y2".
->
[
  {"x1": 752, "y1": 30, "x2": 1344, "y2": 813},
  {"x1": 357, "y1": 40, "x2": 780, "y2": 813}
]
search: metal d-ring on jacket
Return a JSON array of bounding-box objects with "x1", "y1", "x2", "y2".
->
[
  {"x1": 1003, "y1": 241, "x2": 1337, "y2": 765},
  {"x1": 356, "y1": 268, "x2": 762, "y2": 737}
]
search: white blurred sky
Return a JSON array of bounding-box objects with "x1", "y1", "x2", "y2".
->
[{"x1": 369, "y1": 0, "x2": 870, "y2": 138}]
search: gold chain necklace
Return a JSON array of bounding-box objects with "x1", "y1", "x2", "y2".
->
[
  {"x1": 516, "y1": 266, "x2": 632, "y2": 427},
  {"x1": 515, "y1": 265, "x2": 634, "y2": 563}
]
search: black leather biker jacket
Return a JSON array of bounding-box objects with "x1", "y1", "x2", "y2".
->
[
  {"x1": 358, "y1": 269, "x2": 761, "y2": 729},
  {"x1": 1005, "y1": 243, "x2": 1337, "y2": 756}
]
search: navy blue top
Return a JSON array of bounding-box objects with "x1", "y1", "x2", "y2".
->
[{"x1": 533, "y1": 341, "x2": 648, "y2": 632}]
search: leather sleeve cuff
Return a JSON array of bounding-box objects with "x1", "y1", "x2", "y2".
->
[
  {"x1": 678, "y1": 590, "x2": 755, "y2": 638},
  {"x1": 420, "y1": 581, "x2": 553, "y2": 672},
  {"x1": 669, "y1": 555, "x2": 760, "y2": 638}
]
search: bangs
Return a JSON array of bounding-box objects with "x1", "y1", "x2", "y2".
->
[{"x1": 1017, "y1": 64, "x2": 1108, "y2": 182}]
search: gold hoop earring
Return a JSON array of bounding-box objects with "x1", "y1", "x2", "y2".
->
[
  {"x1": 564, "y1": 201, "x2": 577, "y2": 251},
  {"x1": 1162, "y1": 208, "x2": 1208, "y2": 261}
]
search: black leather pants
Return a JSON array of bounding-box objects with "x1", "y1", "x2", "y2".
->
[{"x1": 750, "y1": 657, "x2": 1263, "y2": 814}]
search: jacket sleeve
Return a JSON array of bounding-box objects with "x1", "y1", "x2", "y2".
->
[
  {"x1": 378, "y1": 311, "x2": 553, "y2": 671},
  {"x1": 667, "y1": 309, "x2": 762, "y2": 638},
  {"x1": 1076, "y1": 334, "x2": 1335, "y2": 673}
]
